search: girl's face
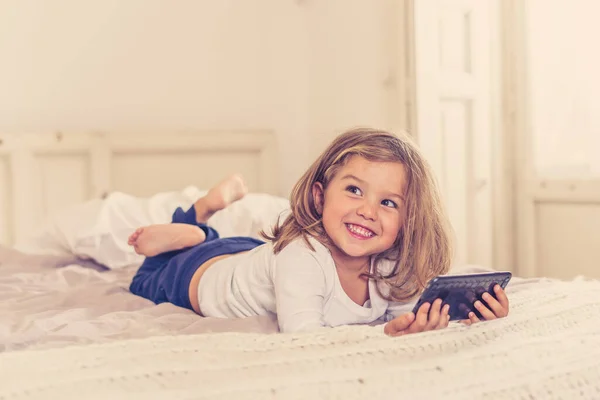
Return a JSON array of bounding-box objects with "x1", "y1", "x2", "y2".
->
[{"x1": 312, "y1": 156, "x2": 408, "y2": 269}]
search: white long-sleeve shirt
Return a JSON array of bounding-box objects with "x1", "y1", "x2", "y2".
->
[{"x1": 196, "y1": 236, "x2": 414, "y2": 332}]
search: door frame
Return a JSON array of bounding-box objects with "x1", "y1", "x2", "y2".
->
[{"x1": 499, "y1": 0, "x2": 534, "y2": 276}]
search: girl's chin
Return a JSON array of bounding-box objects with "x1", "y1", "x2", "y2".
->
[
  {"x1": 339, "y1": 242, "x2": 394, "y2": 259},
  {"x1": 338, "y1": 246, "x2": 373, "y2": 259}
]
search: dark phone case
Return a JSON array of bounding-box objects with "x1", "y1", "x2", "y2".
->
[{"x1": 411, "y1": 272, "x2": 512, "y2": 321}]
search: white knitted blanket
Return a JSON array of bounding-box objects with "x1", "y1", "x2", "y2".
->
[{"x1": 2, "y1": 278, "x2": 600, "y2": 399}]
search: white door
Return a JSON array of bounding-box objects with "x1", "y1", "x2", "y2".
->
[{"x1": 412, "y1": 0, "x2": 495, "y2": 268}]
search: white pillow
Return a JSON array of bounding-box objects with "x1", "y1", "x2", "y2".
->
[{"x1": 15, "y1": 186, "x2": 290, "y2": 270}]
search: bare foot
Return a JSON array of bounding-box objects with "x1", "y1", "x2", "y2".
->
[
  {"x1": 194, "y1": 174, "x2": 248, "y2": 223},
  {"x1": 128, "y1": 224, "x2": 206, "y2": 257}
]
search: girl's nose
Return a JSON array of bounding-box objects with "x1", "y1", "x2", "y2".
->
[{"x1": 357, "y1": 201, "x2": 377, "y2": 221}]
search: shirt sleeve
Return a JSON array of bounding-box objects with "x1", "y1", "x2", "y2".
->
[
  {"x1": 384, "y1": 301, "x2": 416, "y2": 322},
  {"x1": 274, "y1": 243, "x2": 327, "y2": 333}
]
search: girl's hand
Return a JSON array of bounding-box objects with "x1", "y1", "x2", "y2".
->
[
  {"x1": 461, "y1": 284, "x2": 510, "y2": 325},
  {"x1": 384, "y1": 299, "x2": 450, "y2": 337}
]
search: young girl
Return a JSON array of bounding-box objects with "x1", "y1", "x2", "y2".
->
[{"x1": 129, "y1": 128, "x2": 509, "y2": 335}]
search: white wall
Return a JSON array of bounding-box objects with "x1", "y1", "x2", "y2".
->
[
  {"x1": 306, "y1": 0, "x2": 396, "y2": 155},
  {"x1": 0, "y1": 0, "x2": 402, "y2": 196}
]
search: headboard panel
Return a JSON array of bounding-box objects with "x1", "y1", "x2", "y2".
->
[{"x1": 0, "y1": 130, "x2": 278, "y2": 246}]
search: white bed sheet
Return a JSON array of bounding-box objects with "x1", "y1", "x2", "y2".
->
[{"x1": 0, "y1": 246, "x2": 278, "y2": 352}]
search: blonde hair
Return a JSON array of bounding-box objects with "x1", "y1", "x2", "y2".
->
[{"x1": 262, "y1": 127, "x2": 454, "y2": 301}]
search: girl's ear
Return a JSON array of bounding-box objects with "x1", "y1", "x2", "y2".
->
[{"x1": 312, "y1": 182, "x2": 325, "y2": 214}]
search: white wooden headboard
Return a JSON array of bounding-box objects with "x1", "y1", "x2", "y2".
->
[{"x1": 0, "y1": 131, "x2": 278, "y2": 246}]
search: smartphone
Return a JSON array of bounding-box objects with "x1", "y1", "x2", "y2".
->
[{"x1": 411, "y1": 272, "x2": 512, "y2": 321}]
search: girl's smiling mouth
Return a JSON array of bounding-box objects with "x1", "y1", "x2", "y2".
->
[{"x1": 345, "y1": 223, "x2": 376, "y2": 239}]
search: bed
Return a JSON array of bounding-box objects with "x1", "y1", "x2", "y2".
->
[{"x1": 1, "y1": 132, "x2": 600, "y2": 399}]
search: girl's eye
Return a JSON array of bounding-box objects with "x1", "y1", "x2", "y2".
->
[
  {"x1": 346, "y1": 185, "x2": 362, "y2": 196},
  {"x1": 381, "y1": 199, "x2": 398, "y2": 209}
]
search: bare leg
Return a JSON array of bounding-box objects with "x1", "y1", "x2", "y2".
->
[
  {"x1": 128, "y1": 174, "x2": 248, "y2": 257},
  {"x1": 128, "y1": 224, "x2": 206, "y2": 257},
  {"x1": 193, "y1": 174, "x2": 248, "y2": 223}
]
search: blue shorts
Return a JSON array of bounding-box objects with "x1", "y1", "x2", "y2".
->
[{"x1": 129, "y1": 206, "x2": 264, "y2": 311}]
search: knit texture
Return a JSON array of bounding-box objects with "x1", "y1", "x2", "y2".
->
[{"x1": 2, "y1": 278, "x2": 600, "y2": 399}]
